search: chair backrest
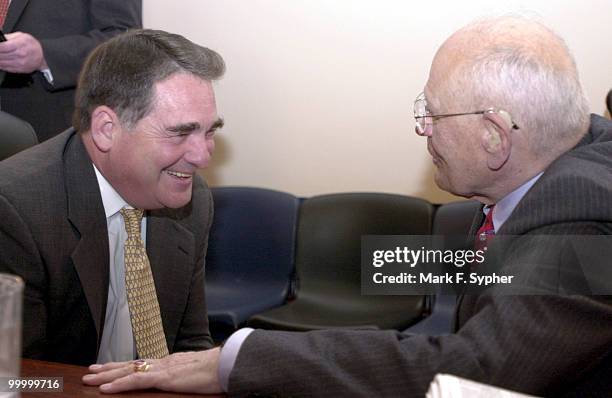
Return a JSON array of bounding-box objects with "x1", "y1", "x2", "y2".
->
[
  {"x1": 206, "y1": 187, "x2": 299, "y2": 286},
  {"x1": 403, "y1": 200, "x2": 480, "y2": 335},
  {"x1": 0, "y1": 111, "x2": 38, "y2": 161},
  {"x1": 295, "y1": 193, "x2": 433, "y2": 296},
  {"x1": 432, "y1": 200, "x2": 480, "y2": 235}
]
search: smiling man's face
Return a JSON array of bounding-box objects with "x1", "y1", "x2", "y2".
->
[{"x1": 106, "y1": 72, "x2": 222, "y2": 209}]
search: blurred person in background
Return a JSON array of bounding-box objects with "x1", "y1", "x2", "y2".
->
[{"x1": 0, "y1": 0, "x2": 141, "y2": 142}]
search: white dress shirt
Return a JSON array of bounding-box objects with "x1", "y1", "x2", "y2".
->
[{"x1": 93, "y1": 165, "x2": 147, "y2": 363}]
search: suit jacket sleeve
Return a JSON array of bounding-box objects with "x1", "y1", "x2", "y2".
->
[
  {"x1": 40, "y1": 0, "x2": 142, "y2": 91},
  {"x1": 228, "y1": 223, "x2": 612, "y2": 397},
  {"x1": 229, "y1": 298, "x2": 612, "y2": 397},
  {"x1": 0, "y1": 194, "x2": 48, "y2": 358}
]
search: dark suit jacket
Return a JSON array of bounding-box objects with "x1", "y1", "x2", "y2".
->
[
  {"x1": 0, "y1": 129, "x2": 214, "y2": 366},
  {"x1": 0, "y1": 0, "x2": 142, "y2": 142},
  {"x1": 227, "y1": 114, "x2": 612, "y2": 397}
]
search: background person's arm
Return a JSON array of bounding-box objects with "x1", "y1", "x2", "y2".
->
[{"x1": 37, "y1": 0, "x2": 142, "y2": 91}]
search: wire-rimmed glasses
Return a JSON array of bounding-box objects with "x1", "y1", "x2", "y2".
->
[{"x1": 414, "y1": 92, "x2": 519, "y2": 136}]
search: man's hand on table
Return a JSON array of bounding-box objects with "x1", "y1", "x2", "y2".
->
[{"x1": 82, "y1": 347, "x2": 222, "y2": 394}]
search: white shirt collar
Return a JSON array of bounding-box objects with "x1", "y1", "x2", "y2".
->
[{"x1": 92, "y1": 164, "x2": 131, "y2": 218}]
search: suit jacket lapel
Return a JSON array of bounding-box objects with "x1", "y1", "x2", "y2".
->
[
  {"x1": 3, "y1": 0, "x2": 28, "y2": 32},
  {"x1": 64, "y1": 130, "x2": 110, "y2": 347},
  {"x1": 146, "y1": 207, "x2": 195, "y2": 351}
]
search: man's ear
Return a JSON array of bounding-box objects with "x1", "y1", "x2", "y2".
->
[
  {"x1": 481, "y1": 111, "x2": 512, "y2": 170},
  {"x1": 90, "y1": 106, "x2": 121, "y2": 153}
]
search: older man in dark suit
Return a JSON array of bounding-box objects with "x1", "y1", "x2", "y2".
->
[
  {"x1": 0, "y1": 0, "x2": 142, "y2": 142},
  {"x1": 0, "y1": 30, "x2": 225, "y2": 366},
  {"x1": 83, "y1": 17, "x2": 612, "y2": 397}
]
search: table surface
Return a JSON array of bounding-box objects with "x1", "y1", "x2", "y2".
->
[{"x1": 20, "y1": 359, "x2": 223, "y2": 398}]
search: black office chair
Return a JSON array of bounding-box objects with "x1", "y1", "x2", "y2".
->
[
  {"x1": 0, "y1": 111, "x2": 38, "y2": 161},
  {"x1": 606, "y1": 89, "x2": 612, "y2": 115},
  {"x1": 404, "y1": 200, "x2": 480, "y2": 335},
  {"x1": 248, "y1": 192, "x2": 433, "y2": 331}
]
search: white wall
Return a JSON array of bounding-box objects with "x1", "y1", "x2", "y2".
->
[{"x1": 143, "y1": 0, "x2": 612, "y2": 203}]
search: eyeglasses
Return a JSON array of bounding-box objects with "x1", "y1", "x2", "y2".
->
[{"x1": 413, "y1": 92, "x2": 519, "y2": 136}]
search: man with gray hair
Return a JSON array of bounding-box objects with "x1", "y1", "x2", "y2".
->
[
  {"x1": 0, "y1": 29, "x2": 225, "y2": 366},
  {"x1": 84, "y1": 17, "x2": 612, "y2": 396}
]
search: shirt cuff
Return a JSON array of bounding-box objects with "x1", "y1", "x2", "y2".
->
[
  {"x1": 218, "y1": 328, "x2": 254, "y2": 392},
  {"x1": 40, "y1": 68, "x2": 54, "y2": 84}
]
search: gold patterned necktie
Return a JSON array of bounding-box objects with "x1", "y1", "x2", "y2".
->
[{"x1": 120, "y1": 208, "x2": 169, "y2": 359}]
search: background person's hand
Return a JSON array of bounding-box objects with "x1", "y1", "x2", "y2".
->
[
  {"x1": 82, "y1": 348, "x2": 223, "y2": 394},
  {"x1": 0, "y1": 32, "x2": 47, "y2": 73}
]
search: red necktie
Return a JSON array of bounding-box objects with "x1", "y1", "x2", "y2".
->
[
  {"x1": 474, "y1": 205, "x2": 495, "y2": 253},
  {"x1": 0, "y1": 0, "x2": 9, "y2": 28}
]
